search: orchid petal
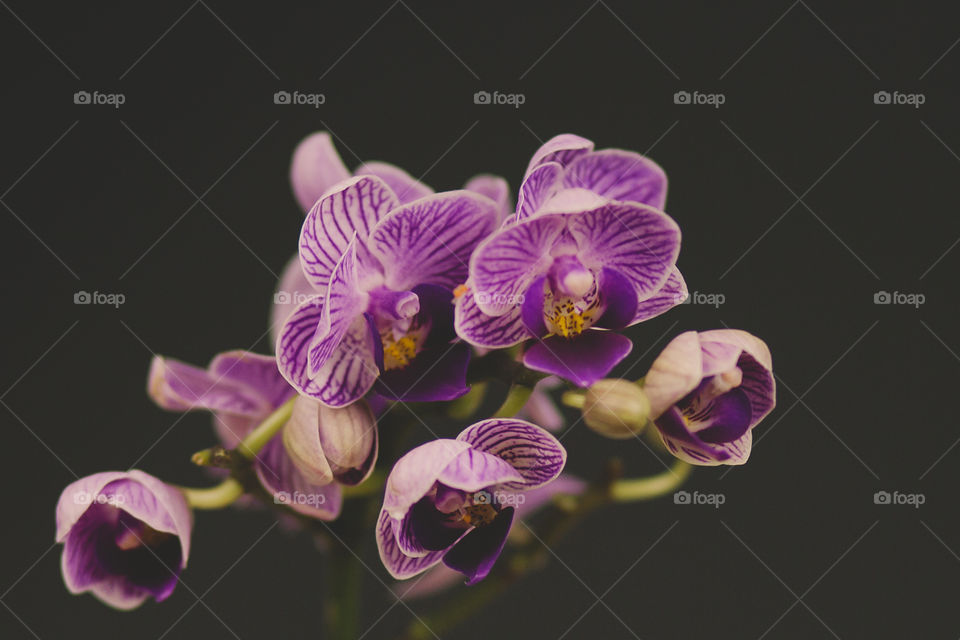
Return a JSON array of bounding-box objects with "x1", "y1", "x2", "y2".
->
[
  {"x1": 457, "y1": 419, "x2": 566, "y2": 490},
  {"x1": 290, "y1": 132, "x2": 351, "y2": 213},
  {"x1": 376, "y1": 511, "x2": 447, "y2": 579},
  {"x1": 454, "y1": 284, "x2": 530, "y2": 349},
  {"x1": 443, "y1": 506, "x2": 514, "y2": 585},
  {"x1": 523, "y1": 332, "x2": 633, "y2": 388},
  {"x1": 516, "y1": 161, "x2": 562, "y2": 221},
  {"x1": 255, "y1": 435, "x2": 342, "y2": 520},
  {"x1": 633, "y1": 267, "x2": 687, "y2": 324},
  {"x1": 524, "y1": 134, "x2": 594, "y2": 175},
  {"x1": 436, "y1": 448, "x2": 524, "y2": 493},
  {"x1": 382, "y1": 440, "x2": 472, "y2": 520},
  {"x1": 299, "y1": 175, "x2": 398, "y2": 291},
  {"x1": 563, "y1": 149, "x2": 667, "y2": 210},
  {"x1": 470, "y1": 213, "x2": 567, "y2": 316},
  {"x1": 271, "y1": 253, "x2": 315, "y2": 345},
  {"x1": 464, "y1": 174, "x2": 512, "y2": 223},
  {"x1": 369, "y1": 190, "x2": 498, "y2": 291},
  {"x1": 355, "y1": 161, "x2": 433, "y2": 204}
]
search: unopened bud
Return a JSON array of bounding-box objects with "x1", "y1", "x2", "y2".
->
[{"x1": 582, "y1": 379, "x2": 650, "y2": 439}]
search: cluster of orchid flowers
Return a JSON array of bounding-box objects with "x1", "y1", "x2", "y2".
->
[{"x1": 55, "y1": 132, "x2": 776, "y2": 616}]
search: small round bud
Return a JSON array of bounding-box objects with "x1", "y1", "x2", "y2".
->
[{"x1": 582, "y1": 379, "x2": 651, "y2": 439}]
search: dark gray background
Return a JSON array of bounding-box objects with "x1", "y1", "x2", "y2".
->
[{"x1": 1, "y1": 1, "x2": 958, "y2": 638}]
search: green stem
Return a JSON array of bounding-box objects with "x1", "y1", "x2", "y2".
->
[
  {"x1": 325, "y1": 550, "x2": 362, "y2": 640},
  {"x1": 493, "y1": 384, "x2": 533, "y2": 418},
  {"x1": 560, "y1": 390, "x2": 585, "y2": 409},
  {"x1": 235, "y1": 395, "x2": 296, "y2": 459},
  {"x1": 447, "y1": 382, "x2": 487, "y2": 419},
  {"x1": 180, "y1": 478, "x2": 245, "y2": 510},
  {"x1": 179, "y1": 396, "x2": 296, "y2": 510},
  {"x1": 609, "y1": 459, "x2": 692, "y2": 502}
]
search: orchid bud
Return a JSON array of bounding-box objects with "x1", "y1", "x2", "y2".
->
[
  {"x1": 581, "y1": 379, "x2": 651, "y2": 439},
  {"x1": 283, "y1": 395, "x2": 378, "y2": 486}
]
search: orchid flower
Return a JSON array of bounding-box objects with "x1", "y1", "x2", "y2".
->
[
  {"x1": 148, "y1": 351, "x2": 350, "y2": 519},
  {"x1": 272, "y1": 132, "x2": 511, "y2": 342},
  {"x1": 376, "y1": 419, "x2": 565, "y2": 584},
  {"x1": 644, "y1": 330, "x2": 776, "y2": 465},
  {"x1": 56, "y1": 471, "x2": 192, "y2": 610},
  {"x1": 275, "y1": 174, "x2": 499, "y2": 407},
  {"x1": 454, "y1": 134, "x2": 689, "y2": 387}
]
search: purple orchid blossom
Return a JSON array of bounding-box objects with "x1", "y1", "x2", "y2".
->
[
  {"x1": 56, "y1": 471, "x2": 192, "y2": 610},
  {"x1": 644, "y1": 330, "x2": 776, "y2": 465},
  {"x1": 148, "y1": 351, "x2": 348, "y2": 519},
  {"x1": 272, "y1": 133, "x2": 512, "y2": 343},
  {"x1": 454, "y1": 134, "x2": 688, "y2": 387},
  {"x1": 376, "y1": 419, "x2": 566, "y2": 584},
  {"x1": 275, "y1": 172, "x2": 500, "y2": 407}
]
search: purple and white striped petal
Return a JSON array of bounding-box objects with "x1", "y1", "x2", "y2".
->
[
  {"x1": 148, "y1": 356, "x2": 272, "y2": 417},
  {"x1": 464, "y1": 174, "x2": 512, "y2": 223},
  {"x1": 255, "y1": 435, "x2": 342, "y2": 520},
  {"x1": 436, "y1": 448, "x2": 524, "y2": 493},
  {"x1": 306, "y1": 238, "x2": 370, "y2": 376},
  {"x1": 271, "y1": 253, "x2": 316, "y2": 345},
  {"x1": 369, "y1": 190, "x2": 499, "y2": 292},
  {"x1": 355, "y1": 161, "x2": 433, "y2": 204},
  {"x1": 699, "y1": 330, "x2": 775, "y2": 424},
  {"x1": 457, "y1": 419, "x2": 566, "y2": 490},
  {"x1": 290, "y1": 132, "x2": 351, "y2": 213},
  {"x1": 633, "y1": 267, "x2": 687, "y2": 324},
  {"x1": 516, "y1": 161, "x2": 562, "y2": 221},
  {"x1": 382, "y1": 440, "x2": 472, "y2": 520},
  {"x1": 643, "y1": 331, "x2": 705, "y2": 418},
  {"x1": 276, "y1": 295, "x2": 326, "y2": 397},
  {"x1": 309, "y1": 316, "x2": 381, "y2": 407},
  {"x1": 299, "y1": 175, "x2": 398, "y2": 291},
  {"x1": 656, "y1": 407, "x2": 753, "y2": 466},
  {"x1": 569, "y1": 202, "x2": 680, "y2": 302},
  {"x1": 470, "y1": 213, "x2": 567, "y2": 316},
  {"x1": 208, "y1": 351, "x2": 295, "y2": 410},
  {"x1": 377, "y1": 511, "x2": 447, "y2": 579},
  {"x1": 563, "y1": 149, "x2": 668, "y2": 210},
  {"x1": 524, "y1": 134, "x2": 594, "y2": 176},
  {"x1": 454, "y1": 285, "x2": 530, "y2": 348}
]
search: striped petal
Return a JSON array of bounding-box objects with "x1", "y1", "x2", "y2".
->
[
  {"x1": 376, "y1": 510, "x2": 447, "y2": 579},
  {"x1": 464, "y1": 174, "x2": 512, "y2": 223},
  {"x1": 369, "y1": 190, "x2": 498, "y2": 292},
  {"x1": 355, "y1": 161, "x2": 433, "y2": 204},
  {"x1": 656, "y1": 407, "x2": 753, "y2": 466},
  {"x1": 290, "y1": 132, "x2": 351, "y2": 213},
  {"x1": 563, "y1": 149, "x2": 667, "y2": 210},
  {"x1": 569, "y1": 202, "x2": 680, "y2": 302},
  {"x1": 454, "y1": 284, "x2": 530, "y2": 348},
  {"x1": 255, "y1": 435, "x2": 342, "y2": 520},
  {"x1": 470, "y1": 213, "x2": 567, "y2": 316},
  {"x1": 457, "y1": 419, "x2": 566, "y2": 490},
  {"x1": 276, "y1": 295, "x2": 326, "y2": 397},
  {"x1": 524, "y1": 134, "x2": 594, "y2": 176},
  {"x1": 516, "y1": 161, "x2": 562, "y2": 221},
  {"x1": 306, "y1": 238, "x2": 369, "y2": 376},
  {"x1": 633, "y1": 267, "x2": 687, "y2": 324},
  {"x1": 299, "y1": 175, "x2": 398, "y2": 291}
]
